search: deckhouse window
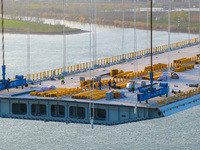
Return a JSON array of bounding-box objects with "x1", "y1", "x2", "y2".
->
[
  {"x1": 12, "y1": 103, "x2": 27, "y2": 115},
  {"x1": 31, "y1": 104, "x2": 46, "y2": 116},
  {"x1": 70, "y1": 106, "x2": 85, "y2": 119},
  {"x1": 51, "y1": 105, "x2": 65, "y2": 118},
  {"x1": 91, "y1": 108, "x2": 106, "y2": 121}
]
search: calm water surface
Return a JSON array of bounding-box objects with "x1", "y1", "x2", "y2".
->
[
  {"x1": 0, "y1": 20, "x2": 198, "y2": 77},
  {"x1": 0, "y1": 21, "x2": 199, "y2": 149},
  {"x1": 0, "y1": 105, "x2": 199, "y2": 150}
]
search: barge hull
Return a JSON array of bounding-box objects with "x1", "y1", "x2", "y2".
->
[{"x1": 0, "y1": 97, "x2": 162, "y2": 125}]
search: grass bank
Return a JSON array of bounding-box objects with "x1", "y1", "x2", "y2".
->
[{"x1": 0, "y1": 19, "x2": 84, "y2": 34}]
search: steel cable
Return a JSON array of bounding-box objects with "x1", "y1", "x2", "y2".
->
[
  {"x1": 26, "y1": 0, "x2": 30, "y2": 80},
  {"x1": 1, "y1": 0, "x2": 4, "y2": 66}
]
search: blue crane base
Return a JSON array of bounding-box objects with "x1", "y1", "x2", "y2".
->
[
  {"x1": 0, "y1": 65, "x2": 27, "y2": 90},
  {"x1": 2, "y1": 65, "x2": 6, "y2": 82},
  {"x1": 0, "y1": 76, "x2": 26, "y2": 91},
  {"x1": 137, "y1": 83, "x2": 169, "y2": 103}
]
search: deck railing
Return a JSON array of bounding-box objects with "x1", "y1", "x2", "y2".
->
[
  {"x1": 24, "y1": 37, "x2": 199, "y2": 80},
  {"x1": 157, "y1": 87, "x2": 200, "y2": 107}
]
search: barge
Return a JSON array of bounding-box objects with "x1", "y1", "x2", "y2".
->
[{"x1": 0, "y1": 44, "x2": 200, "y2": 125}]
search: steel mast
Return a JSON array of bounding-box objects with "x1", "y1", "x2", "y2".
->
[
  {"x1": 1, "y1": 0, "x2": 6, "y2": 82},
  {"x1": 150, "y1": 0, "x2": 153, "y2": 89}
]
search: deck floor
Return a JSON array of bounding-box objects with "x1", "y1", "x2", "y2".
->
[{"x1": 0, "y1": 45, "x2": 199, "y2": 108}]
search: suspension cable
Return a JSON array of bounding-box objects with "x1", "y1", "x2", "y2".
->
[
  {"x1": 150, "y1": 0, "x2": 153, "y2": 75},
  {"x1": 26, "y1": 0, "x2": 30, "y2": 80},
  {"x1": 147, "y1": 2, "x2": 149, "y2": 54},
  {"x1": 188, "y1": 0, "x2": 191, "y2": 44},
  {"x1": 63, "y1": 0, "x2": 66, "y2": 72},
  {"x1": 89, "y1": 0, "x2": 92, "y2": 126},
  {"x1": 89, "y1": 0, "x2": 94, "y2": 129},
  {"x1": 92, "y1": 0, "x2": 95, "y2": 129},
  {"x1": 133, "y1": 0, "x2": 136, "y2": 74},
  {"x1": 1, "y1": 0, "x2": 4, "y2": 66},
  {"x1": 122, "y1": 0, "x2": 125, "y2": 60},
  {"x1": 134, "y1": 0, "x2": 137, "y2": 79},
  {"x1": 167, "y1": 0, "x2": 171, "y2": 96},
  {"x1": 133, "y1": 0, "x2": 138, "y2": 112},
  {"x1": 198, "y1": 1, "x2": 200, "y2": 85},
  {"x1": 94, "y1": 0, "x2": 97, "y2": 66}
]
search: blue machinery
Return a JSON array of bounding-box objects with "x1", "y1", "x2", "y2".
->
[
  {"x1": 137, "y1": 82, "x2": 169, "y2": 103},
  {"x1": 0, "y1": 65, "x2": 26, "y2": 91},
  {"x1": 0, "y1": 1, "x2": 26, "y2": 91},
  {"x1": 137, "y1": 0, "x2": 169, "y2": 103},
  {"x1": 137, "y1": 72, "x2": 169, "y2": 103}
]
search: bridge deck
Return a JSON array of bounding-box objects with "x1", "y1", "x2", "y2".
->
[{"x1": 0, "y1": 45, "x2": 199, "y2": 108}]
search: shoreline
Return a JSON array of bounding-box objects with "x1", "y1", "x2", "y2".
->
[
  {"x1": 0, "y1": 19, "x2": 89, "y2": 35},
  {"x1": 4, "y1": 29, "x2": 88, "y2": 35},
  {"x1": 2, "y1": 18, "x2": 197, "y2": 35}
]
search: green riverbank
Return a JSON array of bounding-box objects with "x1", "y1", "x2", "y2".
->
[{"x1": 0, "y1": 19, "x2": 85, "y2": 34}]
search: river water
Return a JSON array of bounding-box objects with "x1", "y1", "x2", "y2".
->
[
  {"x1": 0, "y1": 20, "x2": 198, "y2": 78},
  {"x1": 0, "y1": 21, "x2": 199, "y2": 149},
  {"x1": 0, "y1": 104, "x2": 199, "y2": 150}
]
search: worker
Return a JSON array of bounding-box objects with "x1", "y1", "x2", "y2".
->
[
  {"x1": 108, "y1": 79, "x2": 111, "y2": 90},
  {"x1": 61, "y1": 77, "x2": 65, "y2": 85},
  {"x1": 90, "y1": 82, "x2": 93, "y2": 89},
  {"x1": 132, "y1": 81, "x2": 135, "y2": 92},
  {"x1": 98, "y1": 80, "x2": 102, "y2": 90},
  {"x1": 6, "y1": 78, "x2": 10, "y2": 92},
  {"x1": 113, "y1": 80, "x2": 116, "y2": 89}
]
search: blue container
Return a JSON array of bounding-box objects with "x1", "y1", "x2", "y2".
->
[
  {"x1": 15, "y1": 75, "x2": 24, "y2": 80},
  {"x1": 160, "y1": 83, "x2": 168, "y2": 87},
  {"x1": 152, "y1": 88, "x2": 157, "y2": 93},
  {"x1": 139, "y1": 88, "x2": 149, "y2": 93}
]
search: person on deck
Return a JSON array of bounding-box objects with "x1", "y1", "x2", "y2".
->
[
  {"x1": 61, "y1": 77, "x2": 65, "y2": 85},
  {"x1": 132, "y1": 81, "x2": 135, "y2": 92},
  {"x1": 113, "y1": 80, "x2": 116, "y2": 89},
  {"x1": 108, "y1": 79, "x2": 111, "y2": 90},
  {"x1": 6, "y1": 78, "x2": 10, "y2": 92},
  {"x1": 98, "y1": 80, "x2": 102, "y2": 90}
]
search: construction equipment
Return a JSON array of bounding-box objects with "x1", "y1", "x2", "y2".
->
[
  {"x1": 0, "y1": 1, "x2": 26, "y2": 91},
  {"x1": 137, "y1": 1, "x2": 169, "y2": 104},
  {"x1": 137, "y1": 83, "x2": 169, "y2": 103}
]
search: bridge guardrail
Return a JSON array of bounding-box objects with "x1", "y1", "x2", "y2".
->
[
  {"x1": 157, "y1": 87, "x2": 200, "y2": 107},
  {"x1": 25, "y1": 37, "x2": 199, "y2": 81}
]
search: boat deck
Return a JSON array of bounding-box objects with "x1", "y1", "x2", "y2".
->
[{"x1": 0, "y1": 45, "x2": 199, "y2": 108}]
